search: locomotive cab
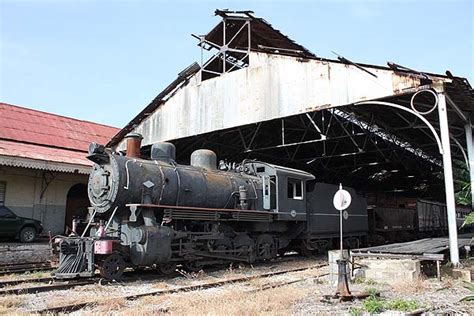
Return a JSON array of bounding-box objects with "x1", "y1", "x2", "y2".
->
[{"x1": 245, "y1": 162, "x2": 315, "y2": 221}]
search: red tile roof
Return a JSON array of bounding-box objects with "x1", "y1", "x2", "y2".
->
[{"x1": 0, "y1": 102, "x2": 119, "y2": 170}]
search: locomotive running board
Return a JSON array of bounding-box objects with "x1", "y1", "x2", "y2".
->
[{"x1": 126, "y1": 204, "x2": 275, "y2": 222}]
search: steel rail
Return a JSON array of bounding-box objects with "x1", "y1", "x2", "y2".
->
[
  {"x1": 0, "y1": 276, "x2": 54, "y2": 288},
  {"x1": 0, "y1": 255, "x2": 314, "y2": 295},
  {"x1": 30, "y1": 262, "x2": 328, "y2": 314},
  {"x1": 0, "y1": 280, "x2": 95, "y2": 295},
  {"x1": 0, "y1": 262, "x2": 53, "y2": 276}
]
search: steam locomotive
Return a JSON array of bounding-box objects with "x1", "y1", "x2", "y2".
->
[{"x1": 54, "y1": 133, "x2": 368, "y2": 279}]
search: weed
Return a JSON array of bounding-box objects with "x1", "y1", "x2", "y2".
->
[
  {"x1": 365, "y1": 278, "x2": 378, "y2": 285},
  {"x1": 360, "y1": 294, "x2": 420, "y2": 314},
  {"x1": 365, "y1": 287, "x2": 379, "y2": 297},
  {"x1": 460, "y1": 281, "x2": 474, "y2": 302},
  {"x1": 349, "y1": 306, "x2": 363, "y2": 316},
  {"x1": 352, "y1": 276, "x2": 365, "y2": 284},
  {"x1": 362, "y1": 295, "x2": 385, "y2": 314},
  {"x1": 385, "y1": 298, "x2": 418, "y2": 312}
]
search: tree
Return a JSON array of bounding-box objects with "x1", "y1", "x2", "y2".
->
[{"x1": 453, "y1": 160, "x2": 473, "y2": 227}]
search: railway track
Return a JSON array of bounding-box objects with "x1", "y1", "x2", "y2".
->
[
  {"x1": 0, "y1": 261, "x2": 54, "y2": 276},
  {"x1": 29, "y1": 262, "x2": 328, "y2": 314},
  {"x1": 0, "y1": 254, "x2": 315, "y2": 293},
  {"x1": 0, "y1": 279, "x2": 95, "y2": 295}
]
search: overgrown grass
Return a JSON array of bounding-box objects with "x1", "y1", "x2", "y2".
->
[
  {"x1": 105, "y1": 284, "x2": 310, "y2": 315},
  {"x1": 0, "y1": 296, "x2": 23, "y2": 314}
]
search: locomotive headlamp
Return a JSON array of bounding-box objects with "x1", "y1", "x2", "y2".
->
[{"x1": 87, "y1": 142, "x2": 109, "y2": 164}]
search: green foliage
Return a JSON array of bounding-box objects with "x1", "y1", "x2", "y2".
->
[
  {"x1": 358, "y1": 290, "x2": 419, "y2": 314},
  {"x1": 365, "y1": 287, "x2": 379, "y2": 297},
  {"x1": 349, "y1": 306, "x2": 363, "y2": 316},
  {"x1": 365, "y1": 279, "x2": 378, "y2": 285},
  {"x1": 460, "y1": 281, "x2": 474, "y2": 302},
  {"x1": 453, "y1": 160, "x2": 473, "y2": 228},
  {"x1": 352, "y1": 276, "x2": 365, "y2": 284},
  {"x1": 385, "y1": 298, "x2": 418, "y2": 312},
  {"x1": 454, "y1": 160, "x2": 472, "y2": 207},
  {"x1": 462, "y1": 212, "x2": 474, "y2": 227},
  {"x1": 362, "y1": 295, "x2": 385, "y2": 314}
]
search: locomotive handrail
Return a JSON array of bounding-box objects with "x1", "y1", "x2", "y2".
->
[{"x1": 126, "y1": 203, "x2": 276, "y2": 215}]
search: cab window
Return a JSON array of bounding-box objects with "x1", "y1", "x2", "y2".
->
[{"x1": 287, "y1": 178, "x2": 303, "y2": 200}]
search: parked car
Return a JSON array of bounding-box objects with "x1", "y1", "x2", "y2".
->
[{"x1": 0, "y1": 206, "x2": 43, "y2": 242}]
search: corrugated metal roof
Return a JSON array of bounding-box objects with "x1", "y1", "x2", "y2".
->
[
  {"x1": 0, "y1": 102, "x2": 119, "y2": 172},
  {"x1": 0, "y1": 139, "x2": 90, "y2": 167},
  {"x1": 106, "y1": 11, "x2": 473, "y2": 148},
  {"x1": 205, "y1": 11, "x2": 316, "y2": 59},
  {"x1": 0, "y1": 102, "x2": 118, "y2": 152}
]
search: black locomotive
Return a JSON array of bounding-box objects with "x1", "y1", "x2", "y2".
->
[{"x1": 54, "y1": 133, "x2": 368, "y2": 279}]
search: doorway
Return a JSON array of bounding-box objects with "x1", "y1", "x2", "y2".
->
[{"x1": 64, "y1": 183, "x2": 89, "y2": 233}]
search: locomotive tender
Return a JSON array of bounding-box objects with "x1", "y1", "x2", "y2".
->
[{"x1": 54, "y1": 133, "x2": 368, "y2": 279}]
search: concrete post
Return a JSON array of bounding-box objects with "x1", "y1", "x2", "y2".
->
[
  {"x1": 465, "y1": 124, "x2": 474, "y2": 210},
  {"x1": 437, "y1": 91, "x2": 460, "y2": 265}
]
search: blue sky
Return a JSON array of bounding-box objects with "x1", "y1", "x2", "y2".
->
[{"x1": 1, "y1": 0, "x2": 472, "y2": 128}]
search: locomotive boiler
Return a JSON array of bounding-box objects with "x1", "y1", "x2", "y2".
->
[{"x1": 54, "y1": 133, "x2": 368, "y2": 279}]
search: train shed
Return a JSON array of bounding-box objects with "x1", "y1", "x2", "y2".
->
[{"x1": 108, "y1": 10, "x2": 474, "y2": 264}]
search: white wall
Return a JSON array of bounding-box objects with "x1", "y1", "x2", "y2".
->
[{"x1": 0, "y1": 166, "x2": 88, "y2": 235}]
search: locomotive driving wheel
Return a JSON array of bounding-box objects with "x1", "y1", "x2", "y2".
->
[
  {"x1": 157, "y1": 262, "x2": 177, "y2": 275},
  {"x1": 233, "y1": 233, "x2": 255, "y2": 262},
  {"x1": 213, "y1": 238, "x2": 233, "y2": 254},
  {"x1": 256, "y1": 235, "x2": 276, "y2": 260},
  {"x1": 184, "y1": 260, "x2": 203, "y2": 272},
  {"x1": 99, "y1": 253, "x2": 125, "y2": 280}
]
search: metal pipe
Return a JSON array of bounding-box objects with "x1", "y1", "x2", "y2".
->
[
  {"x1": 104, "y1": 206, "x2": 118, "y2": 231},
  {"x1": 81, "y1": 209, "x2": 97, "y2": 238},
  {"x1": 437, "y1": 91, "x2": 460, "y2": 265},
  {"x1": 340, "y1": 207, "x2": 343, "y2": 259},
  {"x1": 222, "y1": 18, "x2": 226, "y2": 73},
  {"x1": 339, "y1": 184, "x2": 344, "y2": 260},
  {"x1": 465, "y1": 123, "x2": 474, "y2": 209}
]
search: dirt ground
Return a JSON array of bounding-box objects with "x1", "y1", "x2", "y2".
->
[{"x1": 0, "y1": 257, "x2": 472, "y2": 315}]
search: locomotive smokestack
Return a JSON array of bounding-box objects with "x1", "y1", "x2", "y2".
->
[{"x1": 125, "y1": 132, "x2": 143, "y2": 158}]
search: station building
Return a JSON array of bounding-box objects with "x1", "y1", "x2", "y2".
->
[{"x1": 0, "y1": 103, "x2": 118, "y2": 235}]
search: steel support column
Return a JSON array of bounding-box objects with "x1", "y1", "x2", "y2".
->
[
  {"x1": 465, "y1": 123, "x2": 474, "y2": 210},
  {"x1": 437, "y1": 91, "x2": 459, "y2": 265}
]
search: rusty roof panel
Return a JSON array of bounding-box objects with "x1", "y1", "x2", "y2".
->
[
  {"x1": 0, "y1": 102, "x2": 119, "y2": 152},
  {"x1": 0, "y1": 139, "x2": 91, "y2": 167},
  {"x1": 204, "y1": 13, "x2": 316, "y2": 58}
]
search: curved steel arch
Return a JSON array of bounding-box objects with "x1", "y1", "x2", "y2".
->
[{"x1": 354, "y1": 100, "x2": 443, "y2": 155}]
